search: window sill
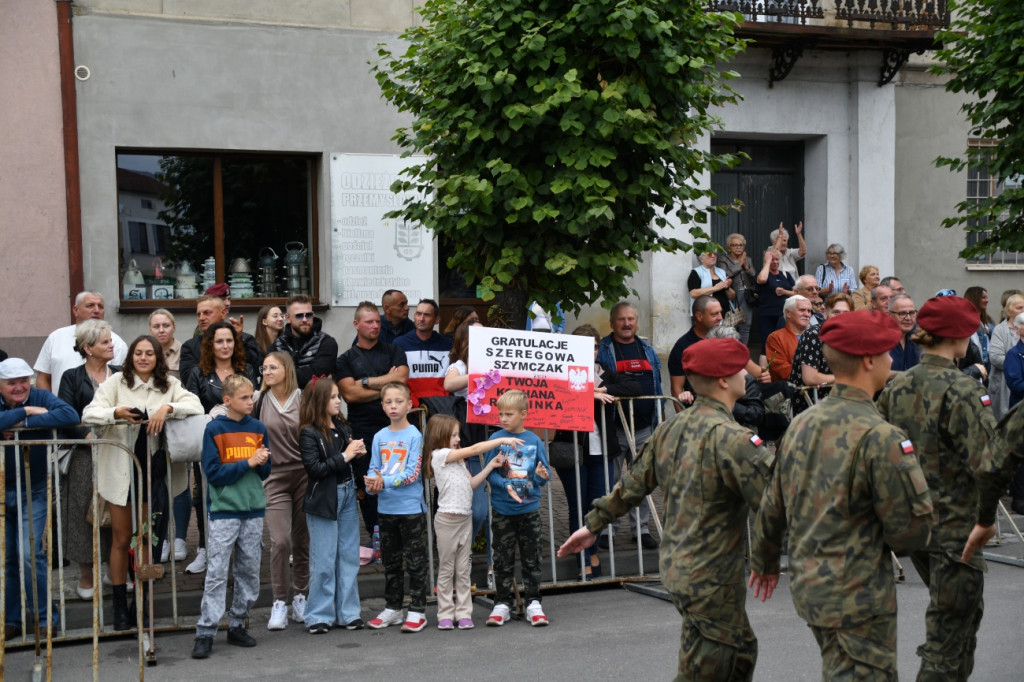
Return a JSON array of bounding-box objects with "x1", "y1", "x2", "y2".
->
[
  {"x1": 964, "y1": 264, "x2": 1024, "y2": 271},
  {"x1": 117, "y1": 298, "x2": 330, "y2": 314}
]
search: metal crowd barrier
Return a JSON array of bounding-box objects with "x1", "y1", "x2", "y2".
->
[
  {"x1": 414, "y1": 395, "x2": 681, "y2": 606},
  {"x1": 1, "y1": 425, "x2": 152, "y2": 681}
]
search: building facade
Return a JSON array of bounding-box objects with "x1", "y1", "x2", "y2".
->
[{"x1": 3, "y1": 1, "x2": 1018, "y2": 361}]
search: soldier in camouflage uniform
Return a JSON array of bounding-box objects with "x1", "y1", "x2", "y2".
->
[
  {"x1": 559, "y1": 338, "x2": 775, "y2": 682},
  {"x1": 750, "y1": 311, "x2": 934, "y2": 680},
  {"x1": 876, "y1": 295, "x2": 995, "y2": 681},
  {"x1": 965, "y1": 399, "x2": 1024, "y2": 561}
]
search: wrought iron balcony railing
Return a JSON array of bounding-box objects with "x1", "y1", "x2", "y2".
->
[
  {"x1": 708, "y1": 0, "x2": 948, "y2": 30},
  {"x1": 706, "y1": 1, "x2": 950, "y2": 86}
]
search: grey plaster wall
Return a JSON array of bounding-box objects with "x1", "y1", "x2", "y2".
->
[
  {"x1": 894, "y1": 66, "x2": 1024, "y2": 314},
  {"x1": 73, "y1": 13, "x2": 413, "y2": 345}
]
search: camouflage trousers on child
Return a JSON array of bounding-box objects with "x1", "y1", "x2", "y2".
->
[
  {"x1": 491, "y1": 509, "x2": 543, "y2": 608},
  {"x1": 910, "y1": 549, "x2": 985, "y2": 682},
  {"x1": 809, "y1": 612, "x2": 897, "y2": 681},
  {"x1": 671, "y1": 584, "x2": 757, "y2": 682},
  {"x1": 196, "y1": 517, "x2": 263, "y2": 637},
  {"x1": 379, "y1": 512, "x2": 428, "y2": 613}
]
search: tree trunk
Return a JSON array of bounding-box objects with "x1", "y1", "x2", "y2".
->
[{"x1": 488, "y1": 287, "x2": 529, "y2": 330}]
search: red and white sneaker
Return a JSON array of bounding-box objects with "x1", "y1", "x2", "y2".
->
[
  {"x1": 368, "y1": 608, "x2": 404, "y2": 629},
  {"x1": 486, "y1": 603, "x2": 510, "y2": 627},
  {"x1": 526, "y1": 600, "x2": 548, "y2": 627},
  {"x1": 401, "y1": 611, "x2": 427, "y2": 633}
]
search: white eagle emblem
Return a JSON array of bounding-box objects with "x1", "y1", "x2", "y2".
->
[{"x1": 568, "y1": 366, "x2": 588, "y2": 392}]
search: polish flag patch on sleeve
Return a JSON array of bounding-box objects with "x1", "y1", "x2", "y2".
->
[
  {"x1": 900, "y1": 440, "x2": 914, "y2": 454},
  {"x1": 980, "y1": 394, "x2": 992, "y2": 407},
  {"x1": 750, "y1": 435, "x2": 764, "y2": 447}
]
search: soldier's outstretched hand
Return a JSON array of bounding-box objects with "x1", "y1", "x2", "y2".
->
[
  {"x1": 748, "y1": 571, "x2": 779, "y2": 602},
  {"x1": 961, "y1": 523, "x2": 996, "y2": 563},
  {"x1": 558, "y1": 527, "x2": 597, "y2": 557}
]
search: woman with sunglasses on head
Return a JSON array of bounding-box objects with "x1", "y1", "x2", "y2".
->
[
  {"x1": 720, "y1": 233, "x2": 755, "y2": 345},
  {"x1": 256, "y1": 351, "x2": 310, "y2": 631}
]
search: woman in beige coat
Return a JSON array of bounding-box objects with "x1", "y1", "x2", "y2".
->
[{"x1": 83, "y1": 334, "x2": 202, "y2": 629}]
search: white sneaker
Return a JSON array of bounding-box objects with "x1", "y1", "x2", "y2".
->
[
  {"x1": 185, "y1": 548, "x2": 207, "y2": 574},
  {"x1": 368, "y1": 608, "x2": 405, "y2": 629},
  {"x1": 173, "y1": 539, "x2": 187, "y2": 561},
  {"x1": 267, "y1": 600, "x2": 289, "y2": 630},
  {"x1": 486, "y1": 603, "x2": 510, "y2": 627},
  {"x1": 160, "y1": 541, "x2": 170, "y2": 563},
  {"x1": 526, "y1": 600, "x2": 548, "y2": 627},
  {"x1": 291, "y1": 594, "x2": 306, "y2": 623}
]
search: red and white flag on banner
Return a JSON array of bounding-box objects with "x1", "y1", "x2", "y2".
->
[{"x1": 466, "y1": 326, "x2": 595, "y2": 431}]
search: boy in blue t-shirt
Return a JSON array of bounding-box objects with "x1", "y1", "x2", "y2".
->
[
  {"x1": 364, "y1": 382, "x2": 428, "y2": 632},
  {"x1": 484, "y1": 389, "x2": 550, "y2": 627}
]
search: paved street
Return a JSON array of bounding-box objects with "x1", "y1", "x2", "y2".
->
[{"x1": 6, "y1": 546, "x2": 1024, "y2": 681}]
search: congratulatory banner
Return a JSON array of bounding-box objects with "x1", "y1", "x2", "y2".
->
[{"x1": 466, "y1": 327, "x2": 594, "y2": 431}]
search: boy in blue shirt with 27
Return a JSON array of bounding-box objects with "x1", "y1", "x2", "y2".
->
[
  {"x1": 364, "y1": 382, "x2": 428, "y2": 633},
  {"x1": 484, "y1": 389, "x2": 550, "y2": 627}
]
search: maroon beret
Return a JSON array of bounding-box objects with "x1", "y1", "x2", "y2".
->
[
  {"x1": 915, "y1": 296, "x2": 980, "y2": 339},
  {"x1": 204, "y1": 283, "x2": 230, "y2": 297},
  {"x1": 682, "y1": 338, "x2": 750, "y2": 378},
  {"x1": 819, "y1": 310, "x2": 902, "y2": 356}
]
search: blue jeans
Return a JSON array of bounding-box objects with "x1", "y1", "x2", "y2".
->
[
  {"x1": 465, "y1": 457, "x2": 492, "y2": 566},
  {"x1": 555, "y1": 455, "x2": 617, "y2": 565},
  {"x1": 304, "y1": 480, "x2": 361, "y2": 627},
  {"x1": 5, "y1": 482, "x2": 51, "y2": 628},
  {"x1": 173, "y1": 488, "x2": 191, "y2": 541}
]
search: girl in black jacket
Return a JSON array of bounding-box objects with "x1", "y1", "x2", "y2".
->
[{"x1": 298, "y1": 377, "x2": 367, "y2": 633}]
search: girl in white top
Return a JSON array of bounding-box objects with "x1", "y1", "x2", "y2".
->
[{"x1": 423, "y1": 414, "x2": 519, "y2": 630}]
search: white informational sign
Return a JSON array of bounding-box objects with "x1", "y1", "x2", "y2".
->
[
  {"x1": 329, "y1": 153, "x2": 433, "y2": 307},
  {"x1": 466, "y1": 326, "x2": 595, "y2": 431}
]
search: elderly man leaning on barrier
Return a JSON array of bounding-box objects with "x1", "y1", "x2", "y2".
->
[
  {"x1": 750, "y1": 311, "x2": 934, "y2": 680},
  {"x1": 596, "y1": 302, "x2": 663, "y2": 549},
  {"x1": 560, "y1": 338, "x2": 774, "y2": 681},
  {"x1": 0, "y1": 358, "x2": 79, "y2": 640}
]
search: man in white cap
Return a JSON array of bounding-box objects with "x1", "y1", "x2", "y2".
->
[{"x1": 0, "y1": 358, "x2": 78, "y2": 639}]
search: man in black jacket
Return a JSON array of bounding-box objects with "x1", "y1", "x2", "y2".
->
[{"x1": 273, "y1": 295, "x2": 339, "y2": 389}]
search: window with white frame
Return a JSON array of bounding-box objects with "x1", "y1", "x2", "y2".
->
[{"x1": 965, "y1": 139, "x2": 1024, "y2": 268}]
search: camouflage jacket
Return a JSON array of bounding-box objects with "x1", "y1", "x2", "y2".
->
[
  {"x1": 977, "y1": 400, "x2": 1024, "y2": 526},
  {"x1": 586, "y1": 397, "x2": 774, "y2": 601},
  {"x1": 751, "y1": 383, "x2": 933, "y2": 628},
  {"x1": 877, "y1": 353, "x2": 996, "y2": 567}
]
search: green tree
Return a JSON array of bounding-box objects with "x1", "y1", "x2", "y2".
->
[
  {"x1": 934, "y1": 0, "x2": 1024, "y2": 257},
  {"x1": 374, "y1": 0, "x2": 746, "y2": 327}
]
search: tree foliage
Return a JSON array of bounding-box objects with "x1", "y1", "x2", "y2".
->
[
  {"x1": 373, "y1": 0, "x2": 746, "y2": 324},
  {"x1": 934, "y1": 0, "x2": 1024, "y2": 257}
]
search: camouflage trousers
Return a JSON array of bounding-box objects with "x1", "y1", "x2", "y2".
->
[
  {"x1": 809, "y1": 612, "x2": 897, "y2": 681},
  {"x1": 379, "y1": 512, "x2": 428, "y2": 612},
  {"x1": 492, "y1": 510, "x2": 543, "y2": 608},
  {"x1": 909, "y1": 549, "x2": 984, "y2": 682},
  {"x1": 671, "y1": 584, "x2": 757, "y2": 682}
]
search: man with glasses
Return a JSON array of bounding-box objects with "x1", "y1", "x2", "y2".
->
[
  {"x1": 778, "y1": 275, "x2": 823, "y2": 328},
  {"x1": 889, "y1": 294, "x2": 921, "y2": 371},
  {"x1": 880, "y1": 276, "x2": 906, "y2": 296},
  {"x1": 720, "y1": 233, "x2": 755, "y2": 344},
  {"x1": 272, "y1": 294, "x2": 339, "y2": 389}
]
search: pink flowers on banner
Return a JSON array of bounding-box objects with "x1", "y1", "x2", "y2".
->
[{"x1": 468, "y1": 369, "x2": 502, "y2": 416}]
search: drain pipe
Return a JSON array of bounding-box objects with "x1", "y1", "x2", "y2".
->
[{"x1": 56, "y1": 0, "x2": 84, "y2": 311}]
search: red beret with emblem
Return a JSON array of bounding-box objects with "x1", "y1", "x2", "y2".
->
[
  {"x1": 915, "y1": 295, "x2": 980, "y2": 339},
  {"x1": 682, "y1": 338, "x2": 750, "y2": 378},
  {"x1": 819, "y1": 310, "x2": 902, "y2": 356},
  {"x1": 204, "y1": 283, "x2": 231, "y2": 297}
]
